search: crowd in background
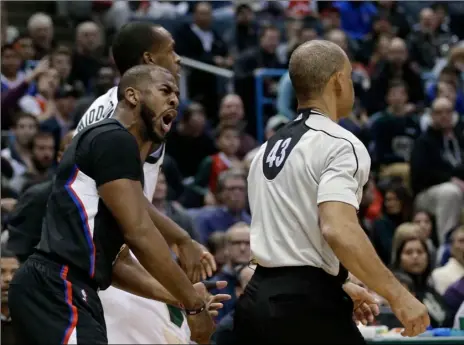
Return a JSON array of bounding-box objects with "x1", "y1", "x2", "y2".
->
[{"x1": 2, "y1": 1, "x2": 464, "y2": 342}]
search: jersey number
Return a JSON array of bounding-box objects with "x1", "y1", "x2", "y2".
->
[{"x1": 265, "y1": 138, "x2": 291, "y2": 168}]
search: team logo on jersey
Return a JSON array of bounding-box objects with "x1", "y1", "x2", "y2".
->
[{"x1": 81, "y1": 289, "x2": 87, "y2": 303}]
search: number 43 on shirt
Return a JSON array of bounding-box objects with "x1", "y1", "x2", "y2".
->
[{"x1": 266, "y1": 138, "x2": 292, "y2": 168}]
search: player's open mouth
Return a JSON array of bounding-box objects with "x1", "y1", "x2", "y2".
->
[{"x1": 161, "y1": 110, "x2": 177, "y2": 132}]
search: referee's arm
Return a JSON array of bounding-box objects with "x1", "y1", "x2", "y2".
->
[{"x1": 317, "y1": 142, "x2": 406, "y2": 304}]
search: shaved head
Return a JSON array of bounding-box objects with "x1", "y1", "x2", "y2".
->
[
  {"x1": 289, "y1": 40, "x2": 346, "y2": 100},
  {"x1": 117, "y1": 64, "x2": 174, "y2": 101}
]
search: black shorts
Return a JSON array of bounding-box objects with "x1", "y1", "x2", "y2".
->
[
  {"x1": 231, "y1": 265, "x2": 365, "y2": 345},
  {"x1": 8, "y1": 252, "x2": 107, "y2": 344}
]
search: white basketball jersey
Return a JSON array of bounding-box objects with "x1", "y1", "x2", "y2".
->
[{"x1": 77, "y1": 87, "x2": 190, "y2": 343}]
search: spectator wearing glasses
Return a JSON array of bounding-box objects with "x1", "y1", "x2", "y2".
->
[
  {"x1": 410, "y1": 97, "x2": 464, "y2": 245},
  {"x1": 192, "y1": 169, "x2": 250, "y2": 245}
]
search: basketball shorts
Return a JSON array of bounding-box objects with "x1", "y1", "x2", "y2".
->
[{"x1": 8, "y1": 252, "x2": 107, "y2": 344}]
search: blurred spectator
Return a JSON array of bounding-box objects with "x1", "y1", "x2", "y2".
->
[
  {"x1": 410, "y1": 97, "x2": 464, "y2": 244},
  {"x1": 10, "y1": 131, "x2": 55, "y2": 194},
  {"x1": 166, "y1": 102, "x2": 216, "y2": 179},
  {"x1": 432, "y1": 226, "x2": 464, "y2": 295},
  {"x1": 1, "y1": 44, "x2": 25, "y2": 93},
  {"x1": 193, "y1": 124, "x2": 242, "y2": 199},
  {"x1": 193, "y1": 169, "x2": 250, "y2": 244},
  {"x1": 433, "y1": 42, "x2": 464, "y2": 84},
  {"x1": 18, "y1": 68, "x2": 60, "y2": 120},
  {"x1": 376, "y1": 1, "x2": 410, "y2": 39},
  {"x1": 235, "y1": 24, "x2": 284, "y2": 135},
  {"x1": 71, "y1": 63, "x2": 117, "y2": 127},
  {"x1": 359, "y1": 175, "x2": 384, "y2": 234},
  {"x1": 50, "y1": 46, "x2": 73, "y2": 85},
  {"x1": 209, "y1": 222, "x2": 251, "y2": 321},
  {"x1": 332, "y1": 1, "x2": 378, "y2": 40},
  {"x1": 1, "y1": 247, "x2": 20, "y2": 345},
  {"x1": 407, "y1": 8, "x2": 457, "y2": 71},
  {"x1": 175, "y1": 1, "x2": 230, "y2": 118},
  {"x1": 12, "y1": 35, "x2": 35, "y2": 63},
  {"x1": 443, "y1": 277, "x2": 464, "y2": 320},
  {"x1": 6, "y1": 131, "x2": 74, "y2": 263},
  {"x1": 371, "y1": 183, "x2": 413, "y2": 265},
  {"x1": 413, "y1": 210, "x2": 439, "y2": 259},
  {"x1": 391, "y1": 236, "x2": 453, "y2": 327},
  {"x1": 152, "y1": 171, "x2": 200, "y2": 243},
  {"x1": 218, "y1": 94, "x2": 257, "y2": 158},
  {"x1": 370, "y1": 80, "x2": 421, "y2": 184},
  {"x1": 425, "y1": 68, "x2": 464, "y2": 120},
  {"x1": 39, "y1": 84, "x2": 80, "y2": 152},
  {"x1": 223, "y1": 4, "x2": 258, "y2": 56},
  {"x1": 366, "y1": 35, "x2": 392, "y2": 75},
  {"x1": 69, "y1": 21, "x2": 104, "y2": 91},
  {"x1": 27, "y1": 12, "x2": 54, "y2": 59},
  {"x1": 1, "y1": 57, "x2": 49, "y2": 129},
  {"x1": 206, "y1": 231, "x2": 227, "y2": 273},
  {"x1": 390, "y1": 222, "x2": 422, "y2": 265},
  {"x1": 1, "y1": 113, "x2": 38, "y2": 179},
  {"x1": 366, "y1": 37, "x2": 425, "y2": 114}
]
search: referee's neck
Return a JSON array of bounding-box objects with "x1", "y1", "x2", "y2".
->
[{"x1": 297, "y1": 99, "x2": 337, "y2": 122}]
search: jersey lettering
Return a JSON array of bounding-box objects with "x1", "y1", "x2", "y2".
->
[{"x1": 77, "y1": 102, "x2": 115, "y2": 133}]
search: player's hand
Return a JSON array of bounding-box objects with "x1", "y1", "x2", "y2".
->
[
  {"x1": 389, "y1": 291, "x2": 430, "y2": 337},
  {"x1": 178, "y1": 239, "x2": 216, "y2": 283},
  {"x1": 187, "y1": 308, "x2": 215, "y2": 344},
  {"x1": 193, "y1": 280, "x2": 231, "y2": 317},
  {"x1": 343, "y1": 282, "x2": 380, "y2": 325}
]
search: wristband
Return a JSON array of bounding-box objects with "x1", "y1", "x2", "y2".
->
[{"x1": 180, "y1": 303, "x2": 206, "y2": 316}]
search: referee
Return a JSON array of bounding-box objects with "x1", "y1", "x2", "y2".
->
[{"x1": 232, "y1": 40, "x2": 430, "y2": 344}]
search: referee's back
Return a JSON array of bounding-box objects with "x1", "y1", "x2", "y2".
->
[{"x1": 248, "y1": 108, "x2": 370, "y2": 276}]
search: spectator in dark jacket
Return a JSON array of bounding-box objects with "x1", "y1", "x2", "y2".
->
[
  {"x1": 410, "y1": 97, "x2": 464, "y2": 245},
  {"x1": 366, "y1": 37, "x2": 424, "y2": 115},
  {"x1": 370, "y1": 80, "x2": 421, "y2": 170}
]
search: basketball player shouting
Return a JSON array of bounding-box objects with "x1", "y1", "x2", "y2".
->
[
  {"x1": 9, "y1": 64, "x2": 226, "y2": 344},
  {"x1": 75, "y1": 22, "x2": 220, "y2": 343}
]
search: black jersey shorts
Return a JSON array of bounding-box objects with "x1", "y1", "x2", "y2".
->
[{"x1": 8, "y1": 252, "x2": 107, "y2": 344}]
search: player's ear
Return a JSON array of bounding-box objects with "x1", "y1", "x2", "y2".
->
[
  {"x1": 124, "y1": 87, "x2": 139, "y2": 107},
  {"x1": 142, "y1": 51, "x2": 156, "y2": 65}
]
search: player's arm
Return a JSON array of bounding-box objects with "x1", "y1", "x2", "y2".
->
[
  {"x1": 84, "y1": 129, "x2": 204, "y2": 311},
  {"x1": 144, "y1": 199, "x2": 216, "y2": 283},
  {"x1": 316, "y1": 142, "x2": 409, "y2": 304},
  {"x1": 112, "y1": 246, "x2": 231, "y2": 314},
  {"x1": 112, "y1": 245, "x2": 179, "y2": 305}
]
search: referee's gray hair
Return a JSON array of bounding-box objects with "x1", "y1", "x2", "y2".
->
[
  {"x1": 289, "y1": 40, "x2": 346, "y2": 100},
  {"x1": 216, "y1": 168, "x2": 246, "y2": 194}
]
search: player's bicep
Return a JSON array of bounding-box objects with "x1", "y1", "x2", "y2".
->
[
  {"x1": 317, "y1": 142, "x2": 361, "y2": 210},
  {"x1": 98, "y1": 179, "x2": 152, "y2": 238}
]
